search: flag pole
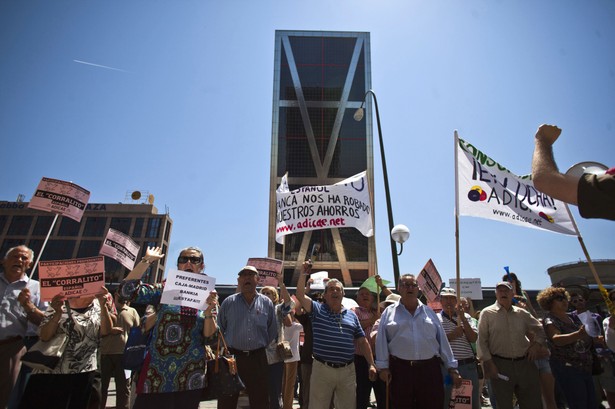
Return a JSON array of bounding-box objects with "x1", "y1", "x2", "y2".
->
[
  {"x1": 29, "y1": 213, "x2": 59, "y2": 279},
  {"x1": 453, "y1": 131, "x2": 462, "y2": 309},
  {"x1": 565, "y1": 204, "x2": 615, "y2": 314}
]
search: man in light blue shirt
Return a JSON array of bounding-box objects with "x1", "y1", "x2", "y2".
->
[
  {"x1": 375, "y1": 274, "x2": 460, "y2": 409},
  {"x1": 0, "y1": 245, "x2": 47, "y2": 409},
  {"x1": 218, "y1": 266, "x2": 277, "y2": 409}
]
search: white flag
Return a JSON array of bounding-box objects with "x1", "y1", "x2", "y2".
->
[
  {"x1": 275, "y1": 171, "x2": 374, "y2": 244},
  {"x1": 455, "y1": 133, "x2": 578, "y2": 236}
]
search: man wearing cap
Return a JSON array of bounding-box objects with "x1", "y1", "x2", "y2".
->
[
  {"x1": 477, "y1": 281, "x2": 546, "y2": 409},
  {"x1": 217, "y1": 265, "x2": 277, "y2": 409},
  {"x1": 375, "y1": 274, "x2": 459, "y2": 409},
  {"x1": 437, "y1": 287, "x2": 480, "y2": 409},
  {"x1": 296, "y1": 262, "x2": 377, "y2": 409}
]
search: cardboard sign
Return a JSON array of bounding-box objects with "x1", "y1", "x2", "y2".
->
[
  {"x1": 448, "y1": 278, "x2": 483, "y2": 300},
  {"x1": 28, "y1": 177, "x2": 91, "y2": 222},
  {"x1": 448, "y1": 379, "x2": 473, "y2": 409},
  {"x1": 417, "y1": 259, "x2": 442, "y2": 302},
  {"x1": 39, "y1": 256, "x2": 105, "y2": 300},
  {"x1": 100, "y1": 228, "x2": 140, "y2": 270},
  {"x1": 247, "y1": 257, "x2": 283, "y2": 287},
  {"x1": 160, "y1": 269, "x2": 216, "y2": 310}
]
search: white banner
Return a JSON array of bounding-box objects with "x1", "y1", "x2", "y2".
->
[
  {"x1": 28, "y1": 177, "x2": 91, "y2": 222},
  {"x1": 275, "y1": 171, "x2": 373, "y2": 244},
  {"x1": 456, "y1": 135, "x2": 578, "y2": 236},
  {"x1": 417, "y1": 259, "x2": 442, "y2": 303},
  {"x1": 448, "y1": 278, "x2": 483, "y2": 300},
  {"x1": 160, "y1": 269, "x2": 216, "y2": 310},
  {"x1": 100, "y1": 228, "x2": 140, "y2": 270}
]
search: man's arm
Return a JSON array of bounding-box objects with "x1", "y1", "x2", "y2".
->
[
  {"x1": 532, "y1": 124, "x2": 579, "y2": 204},
  {"x1": 295, "y1": 261, "x2": 313, "y2": 314}
]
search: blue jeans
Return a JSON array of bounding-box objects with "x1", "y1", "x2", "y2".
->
[
  {"x1": 442, "y1": 361, "x2": 480, "y2": 409},
  {"x1": 550, "y1": 358, "x2": 597, "y2": 409}
]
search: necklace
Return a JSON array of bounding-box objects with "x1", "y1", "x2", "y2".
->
[{"x1": 333, "y1": 313, "x2": 343, "y2": 333}]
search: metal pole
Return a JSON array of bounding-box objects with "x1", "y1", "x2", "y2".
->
[{"x1": 365, "y1": 90, "x2": 400, "y2": 284}]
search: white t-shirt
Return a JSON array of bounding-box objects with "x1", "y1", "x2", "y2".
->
[{"x1": 284, "y1": 321, "x2": 303, "y2": 363}]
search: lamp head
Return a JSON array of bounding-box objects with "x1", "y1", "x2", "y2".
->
[
  {"x1": 391, "y1": 224, "x2": 410, "y2": 244},
  {"x1": 353, "y1": 108, "x2": 365, "y2": 122},
  {"x1": 565, "y1": 161, "x2": 608, "y2": 178}
]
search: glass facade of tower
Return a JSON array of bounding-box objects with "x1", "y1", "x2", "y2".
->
[{"x1": 268, "y1": 31, "x2": 375, "y2": 286}]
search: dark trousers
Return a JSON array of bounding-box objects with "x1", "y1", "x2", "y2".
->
[
  {"x1": 19, "y1": 372, "x2": 95, "y2": 409},
  {"x1": 101, "y1": 353, "x2": 130, "y2": 409},
  {"x1": 218, "y1": 348, "x2": 270, "y2": 409},
  {"x1": 355, "y1": 355, "x2": 374, "y2": 409},
  {"x1": 390, "y1": 356, "x2": 444, "y2": 409}
]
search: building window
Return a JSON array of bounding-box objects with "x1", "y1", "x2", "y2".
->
[
  {"x1": 164, "y1": 221, "x2": 171, "y2": 242},
  {"x1": 42, "y1": 240, "x2": 76, "y2": 260},
  {"x1": 0, "y1": 239, "x2": 25, "y2": 258},
  {"x1": 83, "y1": 217, "x2": 107, "y2": 237},
  {"x1": 110, "y1": 217, "x2": 131, "y2": 235},
  {"x1": 77, "y1": 240, "x2": 102, "y2": 258},
  {"x1": 0, "y1": 215, "x2": 8, "y2": 235},
  {"x1": 7, "y1": 216, "x2": 33, "y2": 236},
  {"x1": 145, "y1": 218, "x2": 161, "y2": 238},
  {"x1": 58, "y1": 218, "x2": 80, "y2": 237},
  {"x1": 32, "y1": 216, "x2": 54, "y2": 236},
  {"x1": 133, "y1": 218, "x2": 144, "y2": 238}
]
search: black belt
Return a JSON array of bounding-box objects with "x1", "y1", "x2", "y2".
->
[
  {"x1": 390, "y1": 355, "x2": 438, "y2": 367},
  {"x1": 457, "y1": 357, "x2": 476, "y2": 366},
  {"x1": 492, "y1": 354, "x2": 526, "y2": 361},
  {"x1": 228, "y1": 347, "x2": 265, "y2": 357},
  {"x1": 314, "y1": 356, "x2": 354, "y2": 368}
]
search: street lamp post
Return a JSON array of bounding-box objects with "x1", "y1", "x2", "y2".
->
[{"x1": 354, "y1": 89, "x2": 402, "y2": 284}]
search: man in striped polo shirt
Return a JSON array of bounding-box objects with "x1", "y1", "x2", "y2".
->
[
  {"x1": 437, "y1": 287, "x2": 480, "y2": 409},
  {"x1": 296, "y1": 262, "x2": 377, "y2": 409}
]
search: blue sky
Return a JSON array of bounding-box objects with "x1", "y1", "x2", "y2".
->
[{"x1": 1, "y1": 1, "x2": 614, "y2": 291}]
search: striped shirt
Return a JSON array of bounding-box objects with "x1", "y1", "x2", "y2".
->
[
  {"x1": 218, "y1": 292, "x2": 277, "y2": 351},
  {"x1": 438, "y1": 312, "x2": 476, "y2": 360},
  {"x1": 311, "y1": 300, "x2": 364, "y2": 364}
]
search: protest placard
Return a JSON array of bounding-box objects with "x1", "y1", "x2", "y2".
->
[
  {"x1": 247, "y1": 257, "x2": 283, "y2": 286},
  {"x1": 417, "y1": 259, "x2": 442, "y2": 302},
  {"x1": 28, "y1": 177, "x2": 91, "y2": 222},
  {"x1": 100, "y1": 228, "x2": 140, "y2": 270},
  {"x1": 309, "y1": 271, "x2": 329, "y2": 291},
  {"x1": 448, "y1": 379, "x2": 473, "y2": 409},
  {"x1": 39, "y1": 256, "x2": 105, "y2": 300},
  {"x1": 160, "y1": 269, "x2": 216, "y2": 310},
  {"x1": 448, "y1": 278, "x2": 483, "y2": 300}
]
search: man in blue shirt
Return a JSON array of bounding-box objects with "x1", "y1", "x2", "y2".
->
[
  {"x1": 218, "y1": 266, "x2": 277, "y2": 409},
  {"x1": 296, "y1": 262, "x2": 377, "y2": 409},
  {"x1": 0, "y1": 245, "x2": 47, "y2": 409},
  {"x1": 375, "y1": 274, "x2": 460, "y2": 409}
]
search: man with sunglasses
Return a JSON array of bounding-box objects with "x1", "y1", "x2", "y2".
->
[
  {"x1": 120, "y1": 246, "x2": 219, "y2": 409},
  {"x1": 375, "y1": 274, "x2": 459, "y2": 409}
]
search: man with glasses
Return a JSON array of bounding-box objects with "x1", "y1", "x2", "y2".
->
[
  {"x1": 477, "y1": 281, "x2": 546, "y2": 409},
  {"x1": 375, "y1": 274, "x2": 459, "y2": 409},
  {"x1": 217, "y1": 265, "x2": 277, "y2": 409}
]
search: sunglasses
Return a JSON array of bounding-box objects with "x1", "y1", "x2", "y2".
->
[
  {"x1": 177, "y1": 256, "x2": 203, "y2": 265},
  {"x1": 399, "y1": 282, "x2": 418, "y2": 288}
]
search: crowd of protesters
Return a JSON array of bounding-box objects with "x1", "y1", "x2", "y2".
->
[{"x1": 5, "y1": 242, "x2": 615, "y2": 409}]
